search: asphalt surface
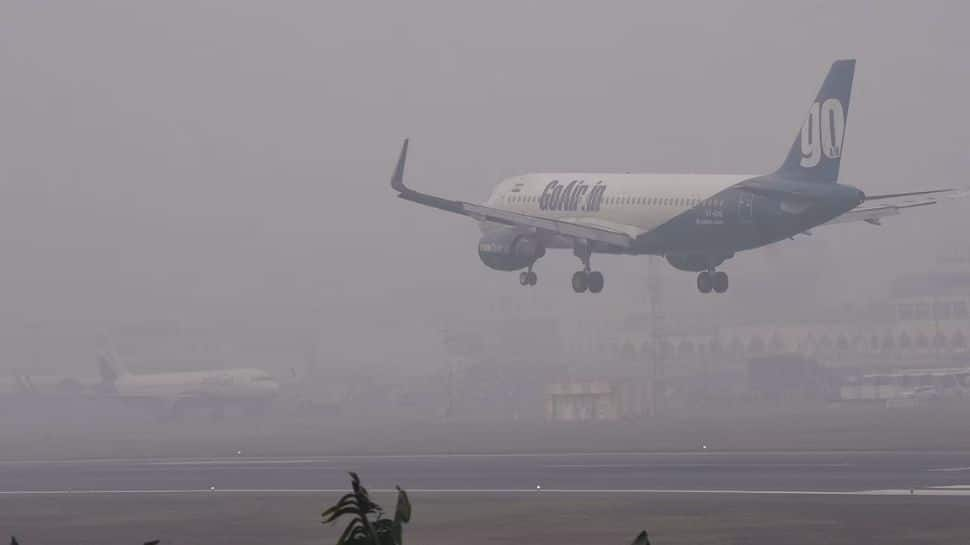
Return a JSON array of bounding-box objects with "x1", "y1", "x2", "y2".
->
[{"x1": 4, "y1": 450, "x2": 970, "y2": 495}]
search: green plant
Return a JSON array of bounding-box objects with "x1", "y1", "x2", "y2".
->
[
  {"x1": 630, "y1": 530, "x2": 651, "y2": 545},
  {"x1": 322, "y1": 472, "x2": 411, "y2": 545}
]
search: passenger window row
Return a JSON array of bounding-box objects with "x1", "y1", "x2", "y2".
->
[
  {"x1": 506, "y1": 194, "x2": 725, "y2": 208},
  {"x1": 603, "y1": 196, "x2": 702, "y2": 206}
]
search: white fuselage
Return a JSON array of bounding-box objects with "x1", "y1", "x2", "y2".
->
[
  {"x1": 485, "y1": 173, "x2": 751, "y2": 235},
  {"x1": 112, "y1": 368, "x2": 280, "y2": 403}
]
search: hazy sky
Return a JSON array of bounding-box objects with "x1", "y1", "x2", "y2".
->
[{"x1": 1, "y1": 1, "x2": 968, "y2": 373}]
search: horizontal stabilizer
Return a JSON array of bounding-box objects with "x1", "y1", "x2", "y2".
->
[
  {"x1": 824, "y1": 188, "x2": 969, "y2": 226},
  {"x1": 864, "y1": 188, "x2": 955, "y2": 201}
]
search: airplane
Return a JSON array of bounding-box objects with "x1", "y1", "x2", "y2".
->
[
  {"x1": 97, "y1": 353, "x2": 280, "y2": 417},
  {"x1": 389, "y1": 59, "x2": 965, "y2": 294}
]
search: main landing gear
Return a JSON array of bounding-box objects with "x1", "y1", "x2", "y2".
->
[
  {"x1": 572, "y1": 270, "x2": 604, "y2": 293},
  {"x1": 572, "y1": 243, "x2": 604, "y2": 294},
  {"x1": 697, "y1": 270, "x2": 729, "y2": 294}
]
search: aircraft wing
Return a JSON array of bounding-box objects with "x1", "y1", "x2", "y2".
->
[
  {"x1": 390, "y1": 139, "x2": 636, "y2": 249},
  {"x1": 823, "y1": 189, "x2": 970, "y2": 226}
]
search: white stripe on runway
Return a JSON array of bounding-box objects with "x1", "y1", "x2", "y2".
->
[
  {"x1": 145, "y1": 459, "x2": 332, "y2": 466},
  {"x1": 545, "y1": 463, "x2": 852, "y2": 469}
]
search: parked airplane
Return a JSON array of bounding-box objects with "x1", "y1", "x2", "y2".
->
[
  {"x1": 97, "y1": 353, "x2": 280, "y2": 416},
  {"x1": 390, "y1": 60, "x2": 964, "y2": 293}
]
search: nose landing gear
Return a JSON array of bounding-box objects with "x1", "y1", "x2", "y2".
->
[
  {"x1": 519, "y1": 263, "x2": 538, "y2": 286},
  {"x1": 697, "y1": 270, "x2": 729, "y2": 294}
]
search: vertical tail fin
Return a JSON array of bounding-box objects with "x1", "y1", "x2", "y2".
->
[
  {"x1": 775, "y1": 59, "x2": 855, "y2": 183},
  {"x1": 98, "y1": 351, "x2": 127, "y2": 383}
]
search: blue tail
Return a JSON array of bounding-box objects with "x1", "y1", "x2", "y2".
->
[{"x1": 775, "y1": 59, "x2": 855, "y2": 183}]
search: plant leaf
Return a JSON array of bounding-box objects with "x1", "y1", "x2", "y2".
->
[
  {"x1": 323, "y1": 495, "x2": 362, "y2": 519},
  {"x1": 336, "y1": 519, "x2": 362, "y2": 545},
  {"x1": 630, "y1": 530, "x2": 650, "y2": 545},
  {"x1": 395, "y1": 486, "x2": 411, "y2": 523},
  {"x1": 323, "y1": 507, "x2": 366, "y2": 524}
]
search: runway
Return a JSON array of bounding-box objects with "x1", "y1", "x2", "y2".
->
[
  {"x1": 7, "y1": 450, "x2": 970, "y2": 545},
  {"x1": 4, "y1": 450, "x2": 970, "y2": 496}
]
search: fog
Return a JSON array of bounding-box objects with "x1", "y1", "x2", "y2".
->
[{"x1": 1, "y1": 1, "x2": 969, "y2": 457}]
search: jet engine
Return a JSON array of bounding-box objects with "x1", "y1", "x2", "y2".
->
[{"x1": 478, "y1": 230, "x2": 545, "y2": 271}]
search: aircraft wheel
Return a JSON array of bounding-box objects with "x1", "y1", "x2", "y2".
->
[
  {"x1": 519, "y1": 271, "x2": 530, "y2": 286},
  {"x1": 697, "y1": 271, "x2": 713, "y2": 294},
  {"x1": 587, "y1": 271, "x2": 604, "y2": 293},
  {"x1": 572, "y1": 271, "x2": 588, "y2": 293},
  {"x1": 527, "y1": 271, "x2": 538, "y2": 286},
  {"x1": 713, "y1": 271, "x2": 729, "y2": 293}
]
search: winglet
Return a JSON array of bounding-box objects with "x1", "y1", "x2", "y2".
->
[{"x1": 391, "y1": 138, "x2": 409, "y2": 193}]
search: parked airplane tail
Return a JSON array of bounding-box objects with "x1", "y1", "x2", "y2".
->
[
  {"x1": 97, "y1": 352, "x2": 128, "y2": 383},
  {"x1": 775, "y1": 59, "x2": 855, "y2": 183}
]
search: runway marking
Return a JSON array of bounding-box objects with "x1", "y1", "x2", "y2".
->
[
  {"x1": 144, "y1": 459, "x2": 332, "y2": 466},
  {"x1": 545, "y1": 463, "x2": 853, "y2": 469},
  {"x1": 3, "y1": 488, "x2": 970, "y2": 497},
  {"x1": 928, "y1": 467, "x2": 970, "y2": 472}
]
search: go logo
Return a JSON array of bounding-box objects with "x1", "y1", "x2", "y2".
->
[{"x1": 800, "y1": 98, "x2": 845, "y2": 168}]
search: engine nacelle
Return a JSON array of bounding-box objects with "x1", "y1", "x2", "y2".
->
[
  {"x1": 478, "y1": 230, "x2": 545, "y2": 271},
  {"x1": 666, "y1": 253, "x2": 728, "y2": 272}
]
